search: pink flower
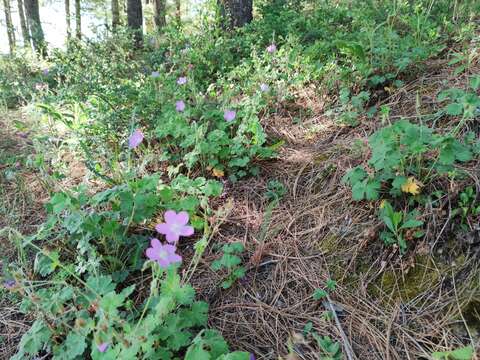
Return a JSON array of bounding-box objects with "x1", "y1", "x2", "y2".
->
[
  {"x1": 260, "y1": 83, "x2": 269, "y2": 92},
  {"x1": 177, "y1": 76, "x2": 187, "y2": 85},
  {"x1": 155, "y1": 210, "x2": 194, "y2": 243},
  {"x1": 176, "y1": 100, "x2": 186, "y2": 112},
  {"x1": 146, "y1": 238, "x2": 182, "y2": 268},
  {"x1": 128, "y1": 129, "x2": 144, "y2": 149},
  {"x1": 97, "y1": 342, "x2": 109, "y2": 353},
  {"x1": 224, "y1": 110, "x2": 236, "y2": 122},
  {"x1": 266, "y1": 44, "x2": 277, "y2": 53}
]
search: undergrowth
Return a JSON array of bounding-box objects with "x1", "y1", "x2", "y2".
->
[{"x1": 1, "y1": 0, "x2": 480, "y2": 358}]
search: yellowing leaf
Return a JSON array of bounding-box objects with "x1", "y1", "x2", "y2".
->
[
  {"x1": 401, "y1": 177, "x2": 421, "y2": 195},
  {"x1": 212, "y1": 168, "x2": 224, "y2": 178},
  {"x1": 379, "y1": 199, "x2": 386, "y2": 209}
]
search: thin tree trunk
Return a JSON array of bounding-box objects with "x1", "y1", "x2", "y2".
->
[
  {"x1": 153, "y1": 0, "x2": 165, "y2": 30},
  {"x1": 24, "y1": 0, "x2": 46, "y2": 56},
  {"x1": 112, "y1": 0, "x2": 120, "y2": 30},
  {"x1": 127, "y1": 0, "x2": 142, "y2": 46},
  {"x1": 3, "y1": 0, "x2": 16, "y2": 53},
  {"x1": 175, "y1": 0, "x2": 180, "y2": 23},
  {"x1": 17, "y1": 0, "x2": 30, "y2": 47},
  {"x1": 75, "y1": 0, "x2": 81, "y2": 39},
  {"x1": 65, "y1": 0, "x2": 71, "y2": 39},
  {"x1": 222, "y1": 0, "x2": 252, "y2": 28}
]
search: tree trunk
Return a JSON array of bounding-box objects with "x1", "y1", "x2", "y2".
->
[
  {"x1": 3, "y1": 0, "x2": 16, "y2": 53},
  {"x1": 17, "y1": 0, "x2": 30, "y2": 47},
  {"x1": 112, "y1": 0, "x2": 120, "y2": 30},
  {"x1": 175, "y1": 0, "x2": 180, "y2": 23},
  {"x1": 153, "y1": 0, "x2": 165, "y2": 30},
  {"x1": 24, "y1": 0, "x2": 46, "y2": 56},
  {"x1": 127, "y1": 0, "x2": 142, "y2": 46},
  {"x1": 221, "y1": 0, "x2": 252, "y2": 28},
  {"x1": 75, "y1": 0, "x2": 81, "y2": 39},
  {"x1": 65, "y1": 0, "x2": 71, "y2": 39}
]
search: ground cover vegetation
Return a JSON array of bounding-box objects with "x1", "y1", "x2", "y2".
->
[{"x1": 1, "y1": 0, "x2": 480, "y2": 358}]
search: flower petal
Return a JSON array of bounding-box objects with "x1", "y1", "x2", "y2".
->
[
  {"x1": 146, "y1": 247, "x2": 159, "y2": 261},
  {"x1": 150, "y1": 238, "x2": 162, "y2": 249},
  {"x1": 128, "y1": 129, "x2": 144, "y2": 149},
  {"x1": 164, "y1": 210, "x2": 177, "y2": 224},
  {"x1": 155, "y1": 223, "x2": 169, "y2": 234},
  {"x1": 168, "y1": 253, "x2": 182, "y2": 264},
  {"x1": 97, "y1": 342, "x2": 109, "y2": 353},
  {"x1": 157, "y1": 257, "x2": 171, "y2": 268},
  {"x1": 176, "y1": 211, "x2": 189, "y2": 225},
  {"x1": 180, "y1": 225, "x2": 194, "y2": 237},
  {"x1": 165, "y1": 232, "x2": 180, "y2": 243}
]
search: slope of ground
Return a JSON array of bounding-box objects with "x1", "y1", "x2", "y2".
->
[
  {"x1": 1, "y1": 58, "x2": 479, "y2": 359},
  {"x1": 191, "y1": 59, "x2": 480, "y2": 358}
]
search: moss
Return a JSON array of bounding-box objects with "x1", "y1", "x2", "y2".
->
[
  {"x1": 313, "y1": 153, "x2": 328, "y2": 164},
  {"x1": 368, "y1": 255, "x2": 442, "y2": 302},
  {"x1": 316, "y1": 233, "x2": 340, "y2": 254}
]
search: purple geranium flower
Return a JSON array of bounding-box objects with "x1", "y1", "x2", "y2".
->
[
  {"x1": 175, "y1": 100, "x2": 186, "y2": 112},
  {"x1": 260, "y1": 83, "x2": 269, "y2": 92},
  {"x1": 128, "y1": 129, "x2": 144, "y2": 149},
  {"x1": 250, "y1": 354, "x2": 255, "y2": 360},
  {"x1": 224, "y1": 110, "x2": 236, "y2": 122},
  {"x1": 146, "y1": 238, "x2": 182, "y2": 268},
  {"x1": 3, "y1": 279, "x2": 16, "y2": 289},
  {"x1": 177, "y1": 76, "x2": 187, "y2": 85},
  {"x1": 151, "y1": 71, "x2": 160, "y2": 78},
  {"x1": 155, "y1": 210, "x2": 194, "y2": 243},
  {"x1": 42, "y1": 68, "x2": 49, "y2": 76},
  {"x1": 97, "y1": 342, "x2": 109, "y2": 353},
  {"x1": 266, "y1": 44, "x2": 277, "y2": 53}
]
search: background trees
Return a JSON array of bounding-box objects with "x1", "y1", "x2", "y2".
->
[
  {"x1": 1, "y1": 0, "x2": 255, "y2": 56},
  {"x1": 24, "y1": 0, "x2": 46, "y2": 56},
  {"x1": 2, "y1": 0, "x2": 15, "y2": 54},
  {"x1": 17, "y1": 0, "x2": 30, "y2": 46},
  {"x1": 112, "y1": 0, "x2": 120, "y2": 30},
  {"x1": 221, "y1": 0, "x2": 253, "y2": 27},
  {"x1": 127, "y1": 0, "x2": 142, "y2": 45},
  {"x1": 75, "y1": 0, "x2": 81, "y2": 38}
]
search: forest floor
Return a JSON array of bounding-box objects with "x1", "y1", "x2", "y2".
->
[
  {"x1": 0, "y1": 110, "x2": 47, "y2": 358},
  {"x1": 1, "y1": 59, "x2": 479, "y2": 359}
]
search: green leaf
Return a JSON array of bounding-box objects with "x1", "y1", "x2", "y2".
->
[
  {"x1": 204, "y1": 180, "x2": 223, "y2": 197},
  {"x1": 185, "y1": 345, "x2": 211, "y2": 360},
  {"x1": 342, "y1": 167, "x2": 367, "y2": 185},
  {"x1": 326, "y1": 279, "x2": 337, "y2": 291},
  {"x1": 53, "y1": 333, "x2": 87, "y2": 359},
  {"x1": 313, "y1": 289, "x2": 328, "y2": 300},
  {"x1": 392, "y1": 176, "x2": 407, "y2": 190},
  {"x1": 18, "y1": 320, "x2": 52, "y2": 355},
  {"x1": 445, "y1": 103, "x2": 463, "y2": 116},
  {"x1": 34, "y1": 251, "x2": 60, "y2": 276},
  {"x1": 400, "y1": 219, "x2": 423, "y2": 229},
  {"x1": 85, "y1": 275, "x2": 116, "y2": 299},
  {"x1": 470, "y1": 76, "x2": 480, "y2": 91},
  {"x1": 432, "y1": 345, "x2": 474, "y2": 360}
]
